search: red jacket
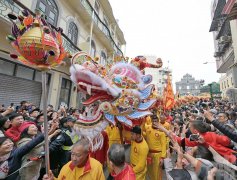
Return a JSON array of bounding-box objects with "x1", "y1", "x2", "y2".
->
[
  {"x1": 111, "y1": 164, "x2": 136, "y2": 180},
  {"x1": 5, "y1": 126, "x2": 21, "y2": 142},
  {"x1": 90, "y1": 131, "x2": 109, "y2": 165},
  {"x1": 5, "y1": 122, "x2": 35, "y2": 142},
  {"x1": 176, "y1": 132, "x2": 236, "y2": 163}
]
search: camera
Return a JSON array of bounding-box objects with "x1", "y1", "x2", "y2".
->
[{"x1": 189, "y1": 134, "x2": 200, "y2": 141}]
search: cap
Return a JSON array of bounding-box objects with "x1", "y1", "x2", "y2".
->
[
  {"x1": 60, "y1": 116, "x2": 76, "y2": 125},
  {"x1": 131, "y1": 126, "x2": 141, "y2": 135}
]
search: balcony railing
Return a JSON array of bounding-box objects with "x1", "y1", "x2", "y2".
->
[
  {"x1": 0, "y1": 0, "x2": 80, "y2": 55},
  {"x1": 81, "y1": 0, "x2": 124, "y2": 57}
]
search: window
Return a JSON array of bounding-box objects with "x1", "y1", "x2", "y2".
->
[
  {"x1": 187, "y1": 86, "x2": 190, "y2": 90},
  {"x1": 90, "y1": 40, "x2": 96, "y2": 57},
  {"x1": 68, "y1": 22, "x2": 78, "y2": 45},
  {"x1": 103, "y1": 17, "x2": 109, "y2": 37},
  {"x1": 59, "y1": 78, "x2": 71, "y2": 106},
  {"x1": 36, "y1": 0, "x2": 58, "y2": 26},
  {"x1": 93, "y1": 0, "x2": 100, "y2": 24},
  {"x1": 100, "y1": 51, "x2": 106, "y2": 65},
  {"x1": 0, "y1": 59, "x2": 15, "y2": 76},
  {"x1": 16, "y1": 65, "x2": 34, "y2": 80},
  {"x1": 94, "y1": 1, "x2": 100, "y2": 14}
]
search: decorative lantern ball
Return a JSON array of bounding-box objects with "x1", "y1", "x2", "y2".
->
[
  {"x1": 17, "y1": 25, "x2": 60, "y2": 66},
  {"x1": 7, "y1": 10, "x2": 66, "y2": 70},
  {"x1": 156, "y1": 58, "x2": 163, "y2": 66}
]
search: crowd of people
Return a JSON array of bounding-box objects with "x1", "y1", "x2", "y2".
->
[{"x1": 0, "y1": 99, "x2": 237, "y2": 180}]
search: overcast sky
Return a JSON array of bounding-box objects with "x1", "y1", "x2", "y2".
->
[{"x1": 109, "y1": 0, "x2": 220, "y2": 88}]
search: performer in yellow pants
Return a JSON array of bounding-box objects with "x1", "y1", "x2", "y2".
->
[
  {"x1": 144, "y1": 114, "x2": 167, "y2": 180},
  {"x1": 130, "y1": 126, "x2": 149, "y2": 180}
]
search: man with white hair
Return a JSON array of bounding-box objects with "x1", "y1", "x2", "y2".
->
[{"x1": 43, "y1": 138, "x2": 105, "y2": 180}]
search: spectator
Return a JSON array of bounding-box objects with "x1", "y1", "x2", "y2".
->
[
  {"x1": 176, "y1": 120, "x2": 236, "y2": 164},
  {"x1": 204, "y1": 110, "x2": 237, "y2": 143},
  {"x1": 5, "y1": 113, "x2": 34, "y2": 142},
  {"x1": 49, "y1": 117, "x2": 77, "y2": 172},
  {"x1": 0, "y1": 134, "x2": 44, "y2": 179},
  {"x1": 17, "y1": 124, "x2": 60, "y2": 180},
  {"x1": 0, "y1": 117, "x2": 11, "y2": 137}
]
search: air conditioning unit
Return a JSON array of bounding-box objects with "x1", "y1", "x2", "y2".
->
[{"x1": 219, "y1": 36, "x2": 232, "y2": 44}]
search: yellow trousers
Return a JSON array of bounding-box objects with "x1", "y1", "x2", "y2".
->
[
  {"x1": 147, "y1": 152, "x2": 163, "y2": 180},
  {"x1": 135, "y1": 167, "x2": 147, "y2": 180}
]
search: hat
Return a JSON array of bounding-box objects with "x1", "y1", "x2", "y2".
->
[
  {"x1": 131, "y1": 126, "x2": 141, "y2": 134},
  {"x1": 60, "y1": 116, "x2": 76, "y2": 125},
  {"x1": 19, "y1": 122, "x2": 36, "y2": 133}
]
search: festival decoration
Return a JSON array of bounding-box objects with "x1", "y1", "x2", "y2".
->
[
  {"x1": 6, "y1": 9, "x2": 68, "y2": 175},
  {"x1": 70, "y1": 52, "x2": 163, "y2": 150},
  {"x1": 130, "y1": 55, "x2": 163, "y2": 73},
  {"x1": 163, "y1": 75, "x2": 175, "y2": 110},
  {"x1": 6, "y1": 9, "x2": 67, "y2": 70}
]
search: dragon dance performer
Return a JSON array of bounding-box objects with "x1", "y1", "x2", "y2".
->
[
  {"x1": 144, "y1": 114, "x2": 166, "y2": 180},
  {"x1": 130, "y1": 126, "x2": 149, "y2": 180},
  {"x1": 159, "y1": 114, "x2": 171, "y2": 149}
]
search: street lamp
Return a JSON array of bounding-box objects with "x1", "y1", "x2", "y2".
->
[{"x1": 203, "y1": 61, "x2": 215, "y2": 64}]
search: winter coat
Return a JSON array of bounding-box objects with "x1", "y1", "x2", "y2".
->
[
  {"x1": 176, "y1": 132, "x2": 236, "y2": 163},
  {"x1": 49, "y1": 127, "x2": 73, "y2": 170},
  {"x1": 17, "y1": 137, "x2": 44, "y2": 180},
  {"x1": 0, "y1": 134, "x2": 44, "y2": 180},
  {"x1": 212, "y1": 119, "x2": 237, "y2": 143}
]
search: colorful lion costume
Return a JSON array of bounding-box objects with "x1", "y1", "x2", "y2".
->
[{"x1": 70, "y1": 52, "x2": 163, "y2": 150}]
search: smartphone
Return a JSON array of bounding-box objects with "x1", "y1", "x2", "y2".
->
[
  {"x1": 10, "y1": 103, "x2": 14, "y2": 107},
  {"x1": 189, "y1": 134, "x2": 200, "y2": 141}
]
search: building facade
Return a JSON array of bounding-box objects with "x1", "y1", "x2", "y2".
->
[
  {"x1": 219, "y1": 73, "x2": 234, "y2": 97},
  {"x1": 210, "y1": 0, "x2": 237, "y2": 97},
  {"x1": 0, "y1": 0, "x2": 126, "y2": 109},
  {"x1": 144, "y1": 56, "x2": 172, "y2": 96},
  {"x1": 175, "y1": 74, "x2": 203, "y2": 96}
]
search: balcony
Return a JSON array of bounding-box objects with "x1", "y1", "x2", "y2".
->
[
  {"x1": 216, "y1": 45, "x2": 235, "y2": 73},
  {"x1": 79, "y1": 0, "x2": 123, "y2": 56},
  {"x1": 0, "y1": 0, "x2": 79, "y2": 56}
]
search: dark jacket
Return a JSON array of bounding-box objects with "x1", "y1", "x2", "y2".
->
[
  {"x1": 3, "y1": 134, "x2": 44, "y2": 180},
  {"x1": 49, "y1": 127, "x2": 73, "y2": 169},
  {"x1": 212, "y1": 120, "x2": 237, "y2": 143}
]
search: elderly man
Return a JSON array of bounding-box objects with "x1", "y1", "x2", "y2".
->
[
  {"x1": 130, "y1": 126, "x2": 149, "y2": 180},
  {"x1": 217, "y1": 113, "x2": 234, "y2": 128},
  {"x1": 43, "y1": 138, "x2": 105, "y2": 180},
  {"x1": 108, "y1": 144, "x2": 135, "y2": 180}
]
